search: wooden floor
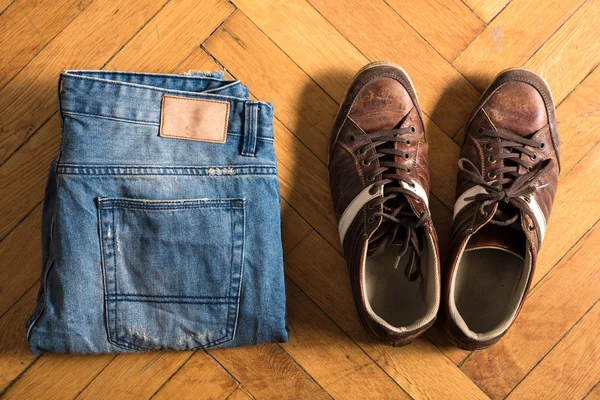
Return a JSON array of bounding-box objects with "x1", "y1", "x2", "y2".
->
[{"x1": 1, "y1": 0, "x2": 599, "y2": 398}]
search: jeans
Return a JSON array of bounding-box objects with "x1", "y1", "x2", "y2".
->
[{"x1": 26, "y1": 71, "x2": 288, "y2": 354}]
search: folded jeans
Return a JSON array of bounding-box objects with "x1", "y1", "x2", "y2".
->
[{"x1": 27, "y1": 70, "x2": 288, "y2": 354}]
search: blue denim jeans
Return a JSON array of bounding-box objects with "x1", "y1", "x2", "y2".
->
[{"x1": 27, "y1": 71, "x2": 288, "y2": 354}]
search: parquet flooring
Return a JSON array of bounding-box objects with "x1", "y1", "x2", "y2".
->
[{"x1": 0, "y1": 0, "x2": 599, "y2": 398}]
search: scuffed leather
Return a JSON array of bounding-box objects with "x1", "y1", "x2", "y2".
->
[
  {"x1": 442, "y1": 69, "x2": 560, "y2": 349},
  {"x1": 328, "y1": 62, "x2": 438, "y2": 346}
]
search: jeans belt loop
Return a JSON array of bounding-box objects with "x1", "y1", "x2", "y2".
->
[{"x1": 242, "y1": 101, "x2": 259, "y2": 157}]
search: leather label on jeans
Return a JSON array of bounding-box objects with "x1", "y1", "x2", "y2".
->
[{"x1": 160, "y1": 95, "x2": 229, "y2": 143}]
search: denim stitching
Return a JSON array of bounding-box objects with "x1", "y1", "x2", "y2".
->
[
  {"x1": 97, "y1": 198, "x2": 245, "y2": 210},
  {"x1": 111, "y1": 207, "x2": 119, "y2": 344},
  {"x1": 97, "y1": 206, "x2": 111, "y2": 344},
  {"x1": 99, "y1": 198, "x2": 244, "y2": 351},
  {"x1": 242, "y1": 102, "x2": 258, "y2": 157},
  {"x1": 231, "y1": 202, "x2": 246, "y2": 340},
  {"x1": 107, "y1": 298, "x2": 238, "y2": 305},
  {"x1": 56, "y1": 165, "x2": 277, "y2": 176},
  {"x1": 108, "y1": 293, "x2": 238, "y2": 299}
]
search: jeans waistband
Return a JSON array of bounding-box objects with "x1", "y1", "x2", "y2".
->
[{"x1": 58, "y1": 70, "x2": 274, "y2": 141}]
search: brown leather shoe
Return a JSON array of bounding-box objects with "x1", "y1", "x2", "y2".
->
[
  {"x1": 328, "y1": 62, "x2": 441, "y2": 346},
  {"x1": 442, "y1": 69, "x2": 560, "y2": 350}
]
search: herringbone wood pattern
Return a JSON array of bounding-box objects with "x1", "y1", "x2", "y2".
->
[{"x1": 0, "y1": 0, "x2": 598, "y2": 398}]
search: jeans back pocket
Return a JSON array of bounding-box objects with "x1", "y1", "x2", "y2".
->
[{"x1": 97, "y1": 197, "x2": 245, "y2": 351}]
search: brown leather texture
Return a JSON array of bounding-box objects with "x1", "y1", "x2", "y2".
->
[
  {"x1": 328, "y1": 62, "x2": 438, "y2": 346},
  {"x1": 160, "y1": 95, "x2": 229, "y2": 143},
  {"x1": 442, "y1": 69, "x2": 560, "y2": 349}
]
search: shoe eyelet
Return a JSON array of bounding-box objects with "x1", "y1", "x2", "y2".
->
[
  {"x1": 368, "y1": 216, "x2": 376, "y2": 223},
  {"x1": 406, "y1": 140, "x2": 411, "y2": 146},
  {"x1": 362, "y1": 159, "x2": 371, "y2": 166},
  {"x1": 406, "y1": 168, "x2": 412, "y2": 174},
  {"x1": 403, "y1": 153, "x2": 410, "y2": 159},
  {"x1": 531, "y1": 154, "x2": 537, "y2": 161},
  {"x1": 527, "y1": 166, "x2": 533, "y2": 172},
  {"x1": 487, "y1": 172, "x2": 496, "y2": 179},
  {"x1": 528, "y1": 225, "x2": 535, "y2": 231},
  {"x1": 478, "y1": 127, "x2": 485, "y2": 134},
  {"x1": 348, "y1": 134, "x2": 356, "y2": 142},
  {"x1": 540, "y1": 142, "x2": 546, "y2": 149},
  {"x1": 410, "y1": 126, "x2": 416, "y2": 133},
  {"x1": 484, "y1": 143, "x2": 492, "y2": 150},
  {"x1": 358, "y1": 148, "x2": 366, "y2": 155},
  {"x1": 409, "y1": 182, "x2": 415, "y2": 188},
  {"x1": 488, "y1": 156, "x2": 496, "y2": 163},
  {"x1": 366, "y1": 174, "x2": 375, "y2": 182}
]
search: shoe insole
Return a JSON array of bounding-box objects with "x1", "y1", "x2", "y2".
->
[
  {"x1": 454, "y1": 248, "x2": 525, "y2": 334},
  {"x1": 365, "y1": 248, "x2": 428, "y2": 327}
]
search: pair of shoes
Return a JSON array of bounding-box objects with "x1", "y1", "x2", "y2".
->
[{"x1": 328, "y1": 62, "x2": 559, "y2": 349}]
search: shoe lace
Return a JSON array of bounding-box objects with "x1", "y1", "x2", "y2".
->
[
  {"x1": 458, "y1": 127, "x2": 553, "y2": 230},
  {"x1": 355, "y1": 126, "x2": 429, "y2": 281}
]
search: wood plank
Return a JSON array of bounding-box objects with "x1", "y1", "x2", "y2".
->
[
  {"x1": 461, "y1": 219, "x2": 600, "y2": 398},
  {"x1": 0, "y1": 0, "x2": 91, "y2": 89},
  {"x1": 384, "y1": 0, "x2": 485, "y2": 61},
  {"x1": 280, "y1": 198, "x2": 313, "y2": 255},
  {"x1": 152, "y1": 352, "x2": 239, "y2": 400},
  {"x1": 426, "y1": 325, "x2": 471, "y2": 365},
  {"x1": 586, "y1": 383, "x2": 600, "y2": 400},
  {"x1": 231, "y1": 0, "x2": 367, "y2": 102},
  {"x1": 306, "y1": 0, "x2": 481, "y2": 136},
  {"x1": 107, "y1": 0, "x2": 234, "y2": 72},
  {"x1": 209, "y1": 344, "x2": 331, "y2": 399},
  {"x1": 0, "y1": 205, "x2": 41, "y2": 316},
  {"x1": 203, "y1": 11, "x2": 336, "y2": 164},
  {"x1": 3, "y1": 353, "x2": 115, "y2": 399},
  {"x1": 0, "y1": 287, "x2": 38, "y2": 393},
  {"x1": 533, "y1": 141, "x2": 600, "y2": 287},
  {"x1": 523, "y1": 0, "x2": 600, "y2": 106},
  {"x1": 285, "y1": 231, "x2": 488, "y2": 399},
  {"x1": 453, "y1": 0, "x2": 586, "y2": 91},
  {"x1": 283, "y1": 279, "x2": 409, "y2": 399},
  {"x1": 0, "y1": 0, "x2": 171, "y2": 165},
  {"x1": 0, "y1": 0, "x2": 14, "y2": 14},
  {"x1": 462, "y1": 0, "x2": 510, "y2": 23},
  {"x1": 423, "y1": 116, "x2": 460, "y2": 208},
  {"x1": 0, "y1": 116, "x2": 59, "y2": 240},
  {"x1": 274, "y1": 118, "x2": 340, "y2": 249},
  {"x1": 226, "y1": 388, "x2": 253, "y2": 400},
  {"x1": 77, "y1": 352, "x2": 193, "y2": 400},
  {"x1": 507, "y1": 301, "x2": 600, "y2": 400},
  {"x1": 429, "y1": 195, "x2": 453, "y2": 259},
  {"x1": 556, "y1": 67, "x2": 600, "y2": 175}
]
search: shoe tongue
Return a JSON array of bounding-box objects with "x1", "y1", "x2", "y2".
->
[{"x1": 466, "y1": 215, "x2": 526, "y2": 257}]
